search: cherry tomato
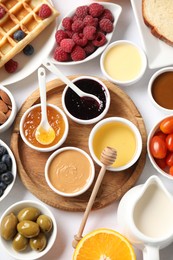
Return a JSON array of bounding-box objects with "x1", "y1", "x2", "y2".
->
[
  {"x1": 169, "y1": 166, "x2": 173, "y2": 176},
  {"x1": 166, "y1": 152, "x2": 173, "y2": 167},
  {"x1": 160, "y1": 117, "x2": 173, "y2": 134},
  {"x1": 155, "y1": 158, "x2": 167, "y2": 170},
  {"x1": 156, "y1": 131, "x2": 167, "y2": 141},
  {"x1": 166, "y1": 134, "x2": 173, "y2": 151},
  {"x1": 150, "y1": 135, "x2": 167, "y2": 159}
]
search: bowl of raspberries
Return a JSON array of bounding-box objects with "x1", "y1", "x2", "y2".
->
[{"x1": 51, "y1": 2, "x2": 122, "y2": 64}]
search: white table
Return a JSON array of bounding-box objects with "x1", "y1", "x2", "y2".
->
[{"x1": 1, "y1": 0, "x2": 173, "y2": 259}]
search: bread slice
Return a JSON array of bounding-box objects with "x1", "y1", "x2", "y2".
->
[{"x1": 142, "y1": 0, "x2": 173, "y2": 46}]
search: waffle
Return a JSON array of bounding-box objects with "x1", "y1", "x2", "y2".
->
[{"x1": 0, "y1": 0, "x2": 59, "y2": 68}]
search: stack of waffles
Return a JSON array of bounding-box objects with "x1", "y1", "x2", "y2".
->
[{"x1": 0, "y1": 0, "x2": 59, "y2": 68}]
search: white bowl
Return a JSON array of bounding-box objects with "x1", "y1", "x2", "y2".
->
[
  {"x1": 89, "y1": 117, "x2": 142, "y2": 171},
  {"x1": 48, "y1": 2, "x2": 122, "y2": 65},
  {"x1": 19, "y1": 103, "x2": 69, "y2": 152},
  {"x1": 0, "y1": 139, "x2": 17, "y2": 202},
  {"x1": 0, "y1": 85, "x2": 17, "y2": 133},
  {"x1": 62, "y1": 75, "x2": 110, "y2": 125},
  {"x1": 100, "y1": 40, "x2": 147, "y2": 86},
  {"x1": 45, "y1": 146, "x2": 95, "y2": 197},
  {"x1": 0, "y1": 200, "x2": 57, "y2": 260},
  {"x1": 148, "y1": 67, "x2": 173, "y2": 114}
]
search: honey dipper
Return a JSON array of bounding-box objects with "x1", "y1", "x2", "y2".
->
[{"x1": 72, "y1": 147, "x2": 117, "y2": 248}]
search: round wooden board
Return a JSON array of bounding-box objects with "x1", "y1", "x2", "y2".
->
[{"x1": 11, "y1": 76, "x2": 147, "y2": 212}]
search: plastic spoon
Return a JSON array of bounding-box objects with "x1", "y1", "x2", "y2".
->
[
  {"x1": 42, "y1": 60, "x2": 102, "y2": 106},
  {"x1": 35, "y1": 67, "x2": 55, "y2": 145}
]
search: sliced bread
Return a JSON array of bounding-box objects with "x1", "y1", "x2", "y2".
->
[{"x1": 142, "y1": 0, "x2": 173, "y2": 46}]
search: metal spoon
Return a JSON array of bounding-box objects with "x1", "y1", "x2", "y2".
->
[
  {"x1": 35, "y1": 67, "x2": 55, "y2": 145},
  {"x1": 42, "y1": 60, "x2": 101, "y2": 106}
]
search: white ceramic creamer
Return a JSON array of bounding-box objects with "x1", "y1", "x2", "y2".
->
[{"x1": 117, "y1": 175, "x2": 173, "y2": 260}]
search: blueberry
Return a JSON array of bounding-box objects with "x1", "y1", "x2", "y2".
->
[
  {"x1": 0, "y1": 171, "x2": 14, "y2": 185},
  {"x1": 13, "y1": 30, "x2": 26, "y2": 41},
  {"x1": 0, "y1": 162, "x2": 7, "y2": 174},
  {"x1": 0, "y1": 189, "x2": 4, "y2": 197},
  {"x1": 1, "y1": 154, "x2": 12, "y2": 170},
  {"x1": 23, "y1": 44, "x2": 34, "y2": 56},
  {"x1": 0, "y1": 181, "x2": 7, "y2": 191},
  {"x1": 0, "y1": 145, "x2": 7, "y2": 157}
]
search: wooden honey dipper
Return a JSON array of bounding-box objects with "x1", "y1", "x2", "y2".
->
[{"x1": 72, "y1": 146, "x2": 117, "y2": 248}]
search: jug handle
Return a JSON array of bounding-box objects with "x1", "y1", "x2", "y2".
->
[{"x1": 143, "y1": 245, "x2": 160, "y2": 260}]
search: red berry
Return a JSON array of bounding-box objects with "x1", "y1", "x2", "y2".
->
[
  {"x1": 83, "y1": 15, "x2": 98, "y2": 27},
  {"x1": 71, "y1": 45, "x2": 86, "y2": 61},
  {"x1": 54, "y1": 47, "x2": 69, "y2": 62},
  {"x1": 55, "y1": 30, "x2": 68, "y2": 44},
  {"x1": 38, "y1": 4, "x2": 52, "y2": 19},
  {"x1": 65, "y1": 30, "x2": 75, "y2": 38},
  {"x1": 89, "y1": 3, "x2": 104, "y2": 17},
  {"x1": 60, "y1": 38, "x2": 75, "y2": 53},
  {"x1": 99, "y1": 18, "x2": 113, "y2": 33},
  {"x1": 5, "y1": 59, "x2": 18, "y2": 73},
  {"x1": 72, "y1": 19, "x2": 84, "y2": 32},
  {"x1": 100, "y1": 9, "x2": 114, "y2": 22},
  {"x1": 0, "y1": 5, "x2": 6, "y2": 19},
  {"x1": 93, "y1": 32, "x2": 106, "y2": 47},
  {"x1": 75, "y1": 5, "x2": 89, "y2": 18},
  {"x1": 72, "y1": 33, "x2": 88, "y2": 47},
  {"x1": 84, "y1": 42, "x2": 96, "y2": 55},
  {"x1": 83, "y1": 25, "x2": 96, "y2": 40},
  {"x1": 62, "y1": 17, "x2": 73, "y2": 31}
]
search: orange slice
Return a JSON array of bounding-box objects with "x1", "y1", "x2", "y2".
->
[{"x1": 73, "y1": 228, "x2": 136, "y2": 260}]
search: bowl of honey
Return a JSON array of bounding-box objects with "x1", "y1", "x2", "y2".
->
[
  {"x1": 19, "y1": 104, "x2": 69, "y2": 152},
  {"x1": 88, "y1": 117, "x2": 142, "y2": 171}
]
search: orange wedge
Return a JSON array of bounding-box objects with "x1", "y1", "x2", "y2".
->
[{"x1": 73, "y1": 228, "x2": 136, "y2": 260}]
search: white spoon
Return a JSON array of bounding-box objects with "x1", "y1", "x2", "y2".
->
[
  {"x1": 42, "y1": 60, "x2": 101, "y2": 106},
  {"x1": 35, "y1": 67, "x2": 55, "y2": 145}
]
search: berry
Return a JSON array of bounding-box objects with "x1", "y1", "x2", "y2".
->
[
  {"x1": 0, "y1": 181, "x2": 7, "y2": 191},
  {"x1": 13, "y1": 30, "x2": 26, "y2": 41},
  {"x1": 71, "y1": 45, "x2": 86, "y2": 61},
  {"x1": 99, "y1": 18, "x2": 113, "y2": 33},
  {"x1": 4, "y1": 59, "x2": 18, "y2": 73},
  {"x1": 72, "y1": 33, "x2": 88, "y2": 47},
  {"x1": 89, "y1": 3, "x2": 104, "y2": 17},
  {"x1": 55, "y1": 30, "x2": 68, "y2": 44},
  {"x1": 83, "y1": 25, "x2": 96, "y2": 40},
  {"x1": 84, "y1": 42, "x2": 96, "y2": 55},
  {"x1": 72, "y1": 19, "x2": 84, "y2": 32},
  {"x1": 0, "y1": 145, "x2": 7, "y2": 157},
  {"x1": 60, "y1": 38, "x2": 75, "y2": 53},
  {"x1": 62, "y1": 17, "x2": 73, "y2": 31},
  {"x1": 83, "y1": 15, "x2": 98, "y2": 27},
  {"x1": 75, "y1": 5, "x2": 89, "y2": 18},
  {"x1": 100, "y1": 9, "x2": 114, "y2": 22},
  {"x1": 1, "y1": 154, "x2": 12, "y2": 170},
  {"x1": 0, "y1": 189, "x2": 3, "y2": 197},
  {"x1": 0, "y1": 162, "x2": 7, "y2": 174},
  {"x1": 93, "y1": 32, "x2": 106, "y2": 47},
  {"x1": 65, "y1": 30, "x2": 75, "y2": 38},
  {"x1": 0, "y1": 5, "x2": 6, "y2": 19},
  {"x1": 0, "y1": 171, "x2": 14, "y2": 185},
  {"x1": 38, "y1": 4, "x2": 52, "y2": 19},
  {"x1": 54, "y1": 46, "x2": 69, "y2": 62},
  {"x1": 23, "y1": 44, "x2": 34, "y2": 56}
]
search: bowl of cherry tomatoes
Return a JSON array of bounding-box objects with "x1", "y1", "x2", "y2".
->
[{"x1": 148, "y1": 115, "x2": 173, "y2": 179}]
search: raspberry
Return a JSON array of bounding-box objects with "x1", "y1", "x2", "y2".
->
[
  {"x1": 54, "y1": 47, "x2": 70, "y2": 62},
  {"x1": 100, "y1": 9, "x2": 114, "y2": 22},
  {"x1": 75, "y1": 5, "x2": 89, "y2": 18},
  {"x1": 0, "y1": 5, "x2": 6, "y2": 19},
  {"x1": 38, "y1": 4, "x2": 52, "y2": 19},
  {"x1": 84, "y1": 42, "x2": 96, "y2": 55},
  {"x1": 72, "y1": 19, "x2": 84, "y2": 32},
  {"x1": 83, "y1": 25, "x2": 96, "y2": 40},
  {"x1": 55, "y1": 30, "x2": 68, "y2": 44},
  {"x1": 62, "y1": 17, "x2": 73, "y2": 31},
  {"x1": 72, "y1": 15, "x2": 83, "y2": 22},
  {"x1": 99, "y1": 18, "x2": 113, "y2": 33},
  {"x1": 4, "y1": 59, "x2": 18, "y2": 73},
  {"x1": 65, "y1": 30, "x2": 75, "y2": 38},
  {"x1": 92, "y1": 32, "x2": 106, "y2": 47},
  {"x1": 60, "y1": 38, "x2": 75, "y2": 53},
  {"x1": 71, "y1": 45, "x2": 86, "y2": 61},
  {"x1": 89, "y1": 3, "x2": 104, "y2": 18},
  {"x1": 83, "y1": 15, "x2": 98, "y2": 27},
  {"x1": 72, "y1": 33, "x2": 88, "y2": 47}
]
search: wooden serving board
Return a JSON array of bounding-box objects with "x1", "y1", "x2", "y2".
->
[{"x1": 11, "y1": 76, "x2": 147, "y2": 212}]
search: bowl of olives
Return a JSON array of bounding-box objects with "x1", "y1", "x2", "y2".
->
[
  {"x1": 0, "y1": 200, "x2": 57, "y2": 260},
  {"x1": 0, "y1": 139, "x2": 17, "y2": 201}
]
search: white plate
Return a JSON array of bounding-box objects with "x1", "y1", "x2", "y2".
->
[
  {"x1": 47, "y1": 2, "x2": 122, "y2": 66},
  {"x1": 131, "y1": 0, "x2": 173, "y2": 69}
]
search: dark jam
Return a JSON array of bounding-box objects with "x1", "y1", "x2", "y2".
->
[{"x1": 65, "y1": 79, "x2": 107, "y2": 120}]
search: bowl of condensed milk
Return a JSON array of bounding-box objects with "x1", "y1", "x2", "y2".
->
[
  {"x1": 100, "y1": 40, "x2": 147, "y2": 86},
  {"x1": 45, "y1": 147, "x2": 95, "y2": 197}
]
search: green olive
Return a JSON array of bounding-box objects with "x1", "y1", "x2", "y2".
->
[
  {"x1": 17, "y1": 220, "x2": 40, "y2": 238},
  {"x1": 29, "y1": 232, "x2": 47, "y2": 251},
  {"x1": 36, "y1": 215, "x2": 53, "y2": 233},
  {"x1": 0, "y1": 212, "x2": 18, "y2": 240},
  {"x1": 17, "y1": 207, "x2": 40, "y2": 222},
  {"x1": 12, "y1": 233, "x2": 29, "y2": 251}
]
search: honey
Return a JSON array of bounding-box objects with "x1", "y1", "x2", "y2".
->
[{"x1": 23, "y1": 106, "x2": 65, "y2": 148}]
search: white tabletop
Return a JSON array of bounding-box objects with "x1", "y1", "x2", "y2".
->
[{"x1": 1, "y1": 0, "x2": 173, "y2": 259}]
